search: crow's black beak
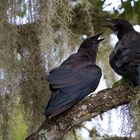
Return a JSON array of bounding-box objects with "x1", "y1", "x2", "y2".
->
[
  {"x1": 91, "y1": 32, "x2": 103, "y2": 40},
  {"x1": 102, "y1": 18, "x2": 115, "y2": 28},
  {"x1": 91, "y1": 33, "x2": 104, "y2": 42},
  {"x1": 97, "y1": 38, "x2": 104, "y2": 42}
]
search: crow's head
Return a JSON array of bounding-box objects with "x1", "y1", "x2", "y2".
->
[
  {"x1": 79, "y1": 33, "x2": 104, "y2": 51},
  {"x1": 103, "y1": 18, "x2": 134, "y2": 39}
]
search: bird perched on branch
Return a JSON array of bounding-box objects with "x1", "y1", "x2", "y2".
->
[
  {"x1": 44, "y1": 33, "x2": 104, "y2": 118},
  {"x1": 104, "y1": 18, "x2": 140, "y2": 86}
]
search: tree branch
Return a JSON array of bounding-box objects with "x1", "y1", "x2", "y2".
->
[{"x1": 26, "y1": 85, "x2": 139, "y2": 140}]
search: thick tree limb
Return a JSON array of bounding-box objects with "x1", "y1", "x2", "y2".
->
[{"x1": 26, "y1": 85, "x2": 140, "y2": 140}]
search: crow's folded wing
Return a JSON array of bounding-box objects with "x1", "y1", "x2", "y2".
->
[
  {"x1": 48, "y1": 64, "x2": 101, "y2": 90},
  {"x1": 45, "y1": 64, "x2": 101, "y2": 117},
  {"x1": 115, "y1": 40, "x2": 140, "y2": 67}
]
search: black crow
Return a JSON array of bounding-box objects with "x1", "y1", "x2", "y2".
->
[
  {"x1": 104, "y1": 18, "x2": 140, "y2": 86},
  {"x1": 44, "y1": 33, "x2": 104, "y2": 118}
]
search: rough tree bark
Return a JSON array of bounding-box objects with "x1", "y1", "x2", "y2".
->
[{"x1": 26, "y1": 85, "x2": 140, "y2": 140}]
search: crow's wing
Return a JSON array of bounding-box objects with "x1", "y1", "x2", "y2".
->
[
  {"x1": 48, "y1": 52, "x2": 98, "y2": 88},
  {"x1": 115, "y1": 40, "x2": 140, "y2": 67},
  {"x1": 110, "y1": 40, "x2": 140, "y2": 73},
  {"x1": 45, "y1": 63, "x2": 101, "y2": 117},
  {"x1": 48, "y1": 64, "x2": 101, "y2": 88}
]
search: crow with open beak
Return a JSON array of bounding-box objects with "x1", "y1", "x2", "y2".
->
[
  {"x1": 44, "y1": 33, "x2": 104, "y2": 118},
  {"x1": 104, "y1": 18, "x2": 140, "y2": 86}
]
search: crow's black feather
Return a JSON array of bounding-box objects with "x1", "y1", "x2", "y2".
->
[{"x1": 44, "y1": 33, "x2": 103, "y2": 118}]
